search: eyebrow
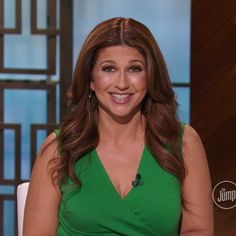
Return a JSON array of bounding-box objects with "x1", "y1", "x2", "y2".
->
[
  {"x1": 129, "y1": 60, "x2": 146, "y2": 66},
  {"x1": 99, "y1": 60, "x2": 115, "y2": 66},
  {"x1": 99, "y1": 59, "x2": 146, "y2": 67}
]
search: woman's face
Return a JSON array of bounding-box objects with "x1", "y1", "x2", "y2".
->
[{"x1": 91, "y1": 45, "x2": 147, "y2": 121}]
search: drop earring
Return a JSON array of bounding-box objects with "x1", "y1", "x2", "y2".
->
[{"x1": 89, "y1": 90, "x2": 93, "y2": 99}]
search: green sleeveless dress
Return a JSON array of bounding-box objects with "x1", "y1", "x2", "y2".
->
[{"x1": 57, "y1": 124, "x2": 185, "y2": 236}]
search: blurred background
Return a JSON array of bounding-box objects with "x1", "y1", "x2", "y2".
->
[{"x1": 0, "y1": 0, "x2": 235, "y2": 235}]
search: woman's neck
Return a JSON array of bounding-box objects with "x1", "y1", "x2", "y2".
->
[{"x1": 98, "y1": 111, "x2": 145, "y2": 145}]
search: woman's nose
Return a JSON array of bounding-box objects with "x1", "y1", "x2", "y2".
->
[{"x1": 115, "y1": 70, "x2": 129, "y2": 90}]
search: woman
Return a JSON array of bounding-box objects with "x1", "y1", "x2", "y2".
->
[{"x1": 24, "y1": 17, "x2": 213, "y2": 236}]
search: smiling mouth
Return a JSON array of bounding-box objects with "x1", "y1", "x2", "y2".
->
[{"x1": 109, "y1": 92, "x2": 133, "y2": 104}]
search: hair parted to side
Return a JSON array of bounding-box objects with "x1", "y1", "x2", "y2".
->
[{"x1": 51, "y1": 17, "x2": 185, "y2": 189}]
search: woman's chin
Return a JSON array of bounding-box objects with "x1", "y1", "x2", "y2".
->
[
  {"x1": 98, "y1": 102, "x2": 143, "y2": 124},
  {"x1": 105, "y1": 109, "x2": 142, "y2": 124}
]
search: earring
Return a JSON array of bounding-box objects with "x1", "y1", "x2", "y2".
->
[
  {"x1": 88, "y1": 90, "x2": 98, "y2": 110},
  {"x1": 89, "y1": 90, "x2": 93, "y2": 99}
]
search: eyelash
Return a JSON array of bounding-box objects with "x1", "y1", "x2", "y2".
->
[
  {"x1": 101, "y1": 65, "x2": 143, "y2": 73},
  {"x1": 129, "y1": 66, "x2": 143, "y2": 72},
  {"x1": 102, "y1": 66, "x2": 115, "y2": 72}
]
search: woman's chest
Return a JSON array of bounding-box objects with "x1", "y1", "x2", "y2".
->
[
  {"x1": 96, "y1": 144, "x2": 145, "y2": 198},
  {"x1": 58, "y1": 149, "x2": 182, "y2": 236}
]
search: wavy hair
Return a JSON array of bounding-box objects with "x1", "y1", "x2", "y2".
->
[{"x1": 51, "y1": 17, "x2": 186, "y2": 187}]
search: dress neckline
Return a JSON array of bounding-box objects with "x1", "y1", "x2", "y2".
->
[{"x1": 92, "y1": 146, "x2": 146, "y2": 200}]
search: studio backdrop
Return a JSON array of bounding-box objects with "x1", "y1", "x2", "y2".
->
[{"x1": 0, "y1": 0, "x2": 191, "y2": 235}]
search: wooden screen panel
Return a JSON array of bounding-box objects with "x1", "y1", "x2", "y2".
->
[
  {"x1": 191, "y1": 0, "x2": 236, "y2": 235},
  {"x1": 0, "y1": 0, "x2": 73, "y2": 234},
  {"x1": 0, "y1": 123, "x2": 21, "y2": 235},
  {"x1": 30, "y1": 123, "x2": 58, "y2": 169},
  {"x1": 0, "y1": 81, "x2": 58, "y2": 235},
  {"x1": 0, "y1": 0, "x2": 58, "y2": 74},
  {"x1": 0, "y1": 0, "x2": 22, "y2": 34}
]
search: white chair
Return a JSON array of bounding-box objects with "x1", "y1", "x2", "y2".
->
[{"x1": 17, "y1": 182, "x2": 30, "y2": 236}]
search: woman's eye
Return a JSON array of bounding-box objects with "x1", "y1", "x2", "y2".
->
[
  {"x1": 102, "y1": 66, "x2": 115, "y2": 72},
  {"x1": 129, "y1": 66, "x2": 143, "y2": 72}
]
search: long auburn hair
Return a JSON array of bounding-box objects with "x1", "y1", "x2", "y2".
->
[{"x1": 51, "y1": 17, "x2": 186, "y2": 187}]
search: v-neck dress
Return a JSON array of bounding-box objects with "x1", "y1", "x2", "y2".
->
[{"x1": 57, "y1": 124, "x2": 185, "y2": 236}]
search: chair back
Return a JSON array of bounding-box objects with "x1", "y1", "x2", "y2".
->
[{"x1": 17, "y1": 182, "x2": 29, "y2": 236}]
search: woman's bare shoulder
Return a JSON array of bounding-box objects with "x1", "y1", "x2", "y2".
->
[
  {"x1": 182, "y1": 124, "x2": 206, "y2": 157},
  {"x1": 181, "y1": 124, "x2": 210, "y2": 177},
  {"x1": 29, "y1": 131, "x2": 60, "y2": 181},
  {"x1": 37, "y1": 131, "x2": 59, "y2": 162},
  {"x1": 180, "y1": 124, "x2": 214, "y2": 235},
  {"x1": 24, "y1": 132, "x2": 61, "y2": 235},
  {"x1": 183, "y1": 124, "x2": 201, "y2": 142}
]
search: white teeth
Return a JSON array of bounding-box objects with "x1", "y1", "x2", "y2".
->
[{"x1": 111, "y1": 93, "x2": 130, "y2": 100}]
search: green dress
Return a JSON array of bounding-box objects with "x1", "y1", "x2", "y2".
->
[{"x1": 57, "y1": 125, "x2": 184, "y2": 236}]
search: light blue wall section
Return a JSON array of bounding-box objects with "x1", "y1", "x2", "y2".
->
[
  {"x1": 73, "y1": 0, "x2": 191, "y2": 123},
  {"x1": 73, "y1": 0, "x2": 191, "y2": 84},
  {"x1": 4, "y1": 201, "x2": 15, "y2": 236},
  {"x1": 174, "y1": 87, "x2": 190, "y2": 123},
  {"x1": 4, "y1": 90, "x2": 47, "y2": 179}
]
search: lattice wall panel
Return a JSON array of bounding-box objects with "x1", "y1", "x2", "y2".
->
[{"x1": 0, "y1": 0, "x2": 73, "y2": 235}]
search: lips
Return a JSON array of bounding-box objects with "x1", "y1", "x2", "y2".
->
[{"x1": 109, "y1": 92, "x2": 133, "y2": 104}]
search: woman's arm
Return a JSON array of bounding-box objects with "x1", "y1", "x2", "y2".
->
[
  {"x1": 23, "y1": 132, "x2": 61, "y2": 236},
  {"x1": 180, "y1": 125, "x2": 214, "y2": 236}
]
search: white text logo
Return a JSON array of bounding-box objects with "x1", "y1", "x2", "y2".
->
[{"x1": 212, "y1": 180, "x2": 236, "y2": 210}]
